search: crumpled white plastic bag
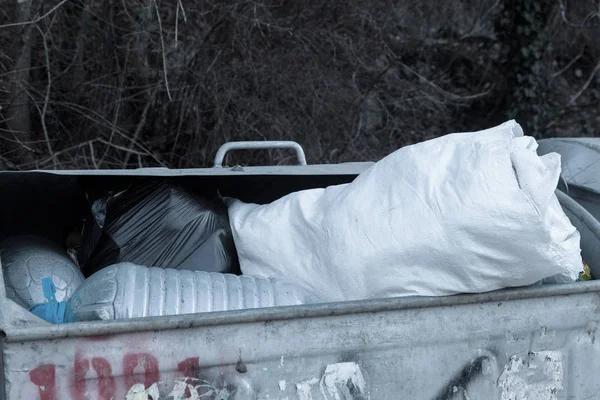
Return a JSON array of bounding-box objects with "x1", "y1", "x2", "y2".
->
[{"x1": 227, "y1": 120, "x2": 582, "y2": 302}]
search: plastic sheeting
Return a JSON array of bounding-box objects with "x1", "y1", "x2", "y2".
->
[
  {"x1": 79, "y1": 181, "x2": 237, "y2": 276},
  {"x1": 228, "y1": 120, "x2": 582, "y2": 303}
]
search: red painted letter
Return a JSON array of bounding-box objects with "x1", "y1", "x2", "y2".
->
[
  {"x1": 177, "y1": 357, "x2": 199, "y2": 377},
  {"x1": 71, "y1": 354, "x2": 89, "y2": 400},
  {"x1": 123, "y1": 353, "x2": 160, "y2": 389},
  {"x1": 178, "y1": 357, "x2": 200, "y2": 397},
  {"x1": 29, "y1": 364, "x2": 57, "y2": 400},
  {"x1": 91, "y1": 358, "x2": 116, "y2": 400},
  {"x1": 71, "y1": 354, "x2": 116, "y2": 400}
]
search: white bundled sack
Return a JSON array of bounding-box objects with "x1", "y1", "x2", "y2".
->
[{"x1": 227, "y1": 121, "x2": 582, "y2": 302}]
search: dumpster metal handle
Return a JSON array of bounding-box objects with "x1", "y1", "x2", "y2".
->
[{"x1": 213, "y1": 141, "x2": 307, "y2": 167}]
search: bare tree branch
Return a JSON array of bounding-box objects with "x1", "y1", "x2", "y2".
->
[
  {"x1": 177, "y1": 0, "x2": 188, "y2": 22},
  {"x1": 49, "y1": 101, "x2": 166, "y2": 167},
  {"x1": 569, "y1": 60, "x2": 600, "y2": 105},
  {"x1": 122, "y1": 88, "x2": 156, "y2": 168},
  {"x1": 552, "y1": 46, "x2": 586, "y2": 78},
  {"x1": 89, "y1": 141, "x2": 98, "y2": 169},
  {"x1": 35, "y1": 23, "x2": 57, "y2": 168},
  {"x1": 152, "y1": 0, "x2": 172, "y2": 100},
  {"x1": 174, "y1": 0, "x2": 188, "y2": 48},
  {"x1": 0, "y1": 0, "x2": 69, "y2": 30},
  {"x1": 399, "y1": 62, "x2": 493, "y2": 101},
  {"x1": 17, "y1": 137, "x2": 149, "y2": 169},
  {"x1": 557, "y1": 0, "x2": 600, "y2": 28}
]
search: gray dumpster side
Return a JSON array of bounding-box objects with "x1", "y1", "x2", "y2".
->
[{"x1": 3, "y1": 282, "x2": 600, "y2": 399}]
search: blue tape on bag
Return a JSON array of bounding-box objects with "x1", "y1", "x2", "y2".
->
[{"x1": 28, "y1": 277, "x2": 74, "y2": 324}]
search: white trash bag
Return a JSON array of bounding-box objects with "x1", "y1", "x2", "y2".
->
[{"x1": 227, "y1": 120, "x2": 582, "y2": 303}]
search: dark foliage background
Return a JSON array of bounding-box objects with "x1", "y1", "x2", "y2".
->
[{"x1": 0, "y1": 0, "x2": 599, "y2": 169}]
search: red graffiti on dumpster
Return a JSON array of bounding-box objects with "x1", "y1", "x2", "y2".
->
[
  {"x1": 28, "y1": 351, "x2": 208, "y2": 399},
  {"x1": 29, "y1": 365, "x2": 57, "y2": 400},
  {"x1": 178, "y1": 357, "x2": 200, "y2": 397},
  {"x1": 71, "y1": 353, "x2": 117, "y2": 400},
  {"x1": 123, "y1": 353, "x2": 160, "y2": 389}
]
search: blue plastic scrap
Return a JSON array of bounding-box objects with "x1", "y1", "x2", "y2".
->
[{"x1": 28, "y1": 277, "x2": 74, "y2": 324}]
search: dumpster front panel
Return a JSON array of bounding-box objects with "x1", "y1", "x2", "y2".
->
[{"x1": 4, "y1": 285, "x2": 600, "y2": 400}]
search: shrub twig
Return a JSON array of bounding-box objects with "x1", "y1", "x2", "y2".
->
[{"x1": 0, "y1": 0, "x2": 69, "y2": 30}]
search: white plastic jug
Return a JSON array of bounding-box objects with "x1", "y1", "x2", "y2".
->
[{"x1": 69, "y1": 262, "x2": 306, "y2": 321}]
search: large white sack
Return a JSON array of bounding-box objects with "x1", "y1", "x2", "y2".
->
[{"x1": 227, "y1": 121, "x2": 582, "y2": 303}]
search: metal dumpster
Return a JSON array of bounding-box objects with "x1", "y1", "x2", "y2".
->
[{"x1": 1, "y1": 141, "x2": 600, "y2": 400}]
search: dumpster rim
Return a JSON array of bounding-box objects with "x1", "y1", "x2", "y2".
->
[
  {"x1": 0, "y1": 163, "x2": 375, "y2": 177},
  {"x1": 3, "y1": 280, "x2": 600, "y2": 342}
]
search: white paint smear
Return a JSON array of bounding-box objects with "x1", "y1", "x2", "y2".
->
[
  {"x1": 320, "y1": 362, "x2": 367, "y2": 400},
  {"x1": 168, "y1": 381, "x2": 188, "y2": 399},
  {"x1": 167, "y1": 379, "x2": 200, "y2": 400},
  {"x1": 498, "y1": 351, "x2": 563, "y2": 400},
  {"x1": 166, "y1": 378, "x2": 233, "y2": 400},
  {"x1": 279, "y1": 380, "x2": 287, "y2": 391},
  {"x1": 126, "y1": 383, "x2": 160, "y2": 400},
  {"x1": 296, "y1": 378, "x2": 319, "y2": 400}
]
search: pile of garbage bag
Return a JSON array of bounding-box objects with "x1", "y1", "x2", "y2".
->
[
  {"x1": 78, "y1": 180, "x2": 238, "y2": 275},
  {"x1": 2, "y1": 120, "x2": 598, "y2": 324}
]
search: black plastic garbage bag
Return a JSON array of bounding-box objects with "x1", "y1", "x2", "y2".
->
[{"x1": 79, "y1": 180, "x2": 237, "y2": 276}]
